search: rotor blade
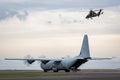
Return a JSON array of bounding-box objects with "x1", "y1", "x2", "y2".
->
[{"x1": 94, "y1": 9, "x2": 103, "y2": 11}]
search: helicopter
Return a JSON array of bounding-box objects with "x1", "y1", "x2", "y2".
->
[{"x1": 86, "y1": 9, "x2": 104, "y2": 19}]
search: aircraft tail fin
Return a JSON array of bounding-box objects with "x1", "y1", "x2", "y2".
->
[
  {"x1": 79, "y1": 34, "x2": 90, "y2": 59},
  {"x1": 98, "y1": 9, "x2": 102, "y2": 17}
]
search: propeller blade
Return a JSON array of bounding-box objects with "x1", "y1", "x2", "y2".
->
[{"x1": 24, "y1": 55, "x2": 35, "y2": 66}]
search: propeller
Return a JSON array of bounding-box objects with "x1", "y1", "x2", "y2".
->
[
  {"x1": 37, "y1": 55, "x2": 46, "y2": 64},
  {"x1": 24, "y1": 55, "x2": 35, "y2": 66},
  {"x1": 39, "y1": 55, "x2": 46, "y2": 58}
]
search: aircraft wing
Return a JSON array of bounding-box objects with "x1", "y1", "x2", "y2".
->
[
  {"x1": 75, "y1": 57, "x2": 84, "y2": 59},
  {"x1": 5, "y1": 58, "x2": 61, "y2": 62},
  {"x1": 90, "y1": 57, "x2": 113, "y2": 60},
  {"x1": 5, "y1": 58, "x2": 62, "y2": 65}
]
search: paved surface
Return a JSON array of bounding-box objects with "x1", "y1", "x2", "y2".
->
[{"x1": 0, "y1": 70, "x2": 120, "y2": 80}]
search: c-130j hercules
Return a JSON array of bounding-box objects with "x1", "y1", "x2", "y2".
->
[{"x1": 5, "y1": 34, "x2": 111, "y2": 72}]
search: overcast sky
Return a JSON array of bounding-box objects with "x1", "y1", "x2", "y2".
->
[
  {"x1": 0, "y1": 0, "x2": 120, "y2": 70},
  {"x1": 0, "y1": 0, "x2": 120, "y2": 8}
]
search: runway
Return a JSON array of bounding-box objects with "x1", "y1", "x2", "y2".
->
[{"x1": 0, "y1": 69, "x2": 120, "y2": 80}]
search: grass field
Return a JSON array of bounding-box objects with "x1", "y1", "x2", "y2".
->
[{"x1": 0, "y1": 73, "x2": 65, "y2": 77}]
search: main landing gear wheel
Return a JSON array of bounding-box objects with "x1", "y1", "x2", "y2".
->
[
  {"x1": 44, "y1": 70, "x2": 47, "y2": 72},
  {"x1": 65, "y1": 69, "x2": 70, "y2": 72}
]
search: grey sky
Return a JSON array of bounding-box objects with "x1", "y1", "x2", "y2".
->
[
  {"x1": 0, "y1": 0, "x2": 120, "y2": 9},
  {"x1": 0, "y1": 0, "x2": 120, "y2": 20}
]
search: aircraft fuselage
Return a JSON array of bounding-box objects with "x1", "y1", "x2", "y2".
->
[{"x1": 41, "y1": 57, "x2": 88, "y2": 72}]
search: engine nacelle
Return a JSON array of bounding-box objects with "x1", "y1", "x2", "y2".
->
[{"x1": 26, "y1": 60, "x2": 35, "y2": 64}]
